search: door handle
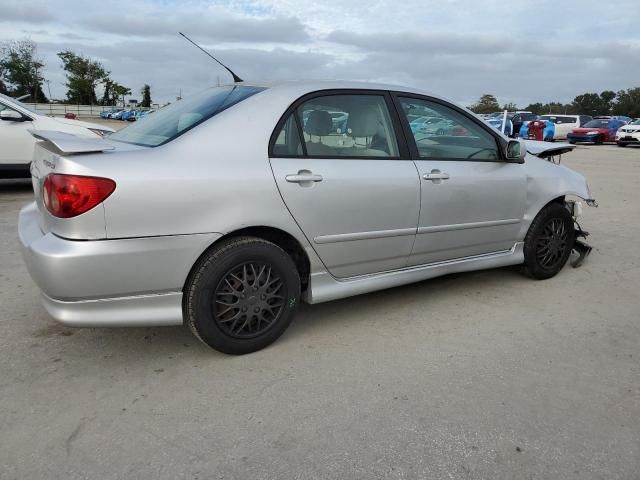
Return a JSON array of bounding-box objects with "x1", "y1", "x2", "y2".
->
[
  {"x1": 423, "y1": 171, "x2": 450, "y2": 181},
  {"x1": 285, "y1": 171, "x2": 323, "y2": 184}
]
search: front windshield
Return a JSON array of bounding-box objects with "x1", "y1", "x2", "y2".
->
[
  {"x1": 583, "y1": 119, "x2": 610, "y2": 128},
  {"x1": 109, "y1": 85, "x2": 265, "y2": 147},
  {"x1": 0, "y1": 93, "x2": 38, "y2": 114},
  {"x1": 631, "y1": 119, "x2": 640, "y2": 125}
]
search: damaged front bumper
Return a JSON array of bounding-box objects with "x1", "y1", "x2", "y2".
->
[{"x1": 566, "y1": 199, "x2": 596, "y2": 268}]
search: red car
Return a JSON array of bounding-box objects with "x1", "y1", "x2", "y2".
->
[{"x1": 567, "y1": 118, "x2": 626, "y2": 144}]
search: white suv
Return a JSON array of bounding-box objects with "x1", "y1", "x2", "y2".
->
[
  {"x1": 616, "y1": 119, "x2": 640, "y2": 147},
  {"x1": 539, "y1": 114, "x2": 592, "y2": 140},
  {"x1": 0, "y1": 93, "x2": 114, "y2": 178}
]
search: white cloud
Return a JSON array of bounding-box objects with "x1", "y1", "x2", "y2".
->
[{"x1": 1, "y1": 0, "x2": 639, "y2": 105}]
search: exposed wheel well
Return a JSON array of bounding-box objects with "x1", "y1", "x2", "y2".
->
[{"x1": 187, "y1": 226, "x2": 311, "y2": 292}]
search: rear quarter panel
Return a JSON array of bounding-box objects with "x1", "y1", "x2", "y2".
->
[{"x1": 100, "y1": 89, "x2": 312, "y2": 247}]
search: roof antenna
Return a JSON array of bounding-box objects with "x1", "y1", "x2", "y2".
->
[{"x1": 179, "y1": 32, "x2": 243, "y2": 83}]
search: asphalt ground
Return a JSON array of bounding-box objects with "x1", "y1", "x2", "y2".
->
[{"x1": 0, "y1": 144, "x2": 639, "y2": 479}]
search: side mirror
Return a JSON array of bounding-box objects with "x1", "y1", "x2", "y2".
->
[
  {"x1": 0, "y1": 109, "x2": 27, "y2": 122},
  {"x1": 506, "y1": 139, "x2": 526, "y2": 164}
]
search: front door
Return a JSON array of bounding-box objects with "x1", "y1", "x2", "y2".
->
[
  {"x1": 269, "y1": 91, "x2": 420, "y2": 278},
  {"x1": 395, "y1": 95, "x2": 527, "y2": 266}
]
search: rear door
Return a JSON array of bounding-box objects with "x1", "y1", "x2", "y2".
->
[
  {"x1": 394, "y1": 94, "x2": 526, "y2": 266},
  {"x1": 269, "y1": 90, "x2": 420, "y2": 278}
]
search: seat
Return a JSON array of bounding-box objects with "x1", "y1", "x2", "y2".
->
[
  {"x1": 342, "y1": 105, "x2": 389, "y2": 157},
  {"x1": 304, "y1": 110, "x2": 333, "y2": 156}
]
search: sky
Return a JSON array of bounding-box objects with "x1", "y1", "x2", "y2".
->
[{"x1": 1, "y1": 0, "x2": 639, "y2": 106}]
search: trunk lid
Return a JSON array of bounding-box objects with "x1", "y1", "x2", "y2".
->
[{"x1": 29, "y1": 131, "x2": 144, "y2": 239}]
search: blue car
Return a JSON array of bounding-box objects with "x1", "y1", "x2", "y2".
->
[
  {"x1": 99, "y1": 108, "x2": 120, "y2": 119},
  {"x1": 485, "y1": 116, "x2": 513, "y2": 136},
  {"x1": 120, "y1": 110, "x2": 137, "y2": 121},
  {"x1": 519, "y1": 119, "x2": 556, "y2": 142}
]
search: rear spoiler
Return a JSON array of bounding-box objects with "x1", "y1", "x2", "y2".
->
[
  {"x1": 523, "y1": 139, "x2": 575, "y2": 159},
  {"x1": 29, "y1": 130, "x2": 115, "y2": 154}
]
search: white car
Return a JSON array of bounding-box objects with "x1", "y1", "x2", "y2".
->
[
  {"x1": 0, "y1": 93, "x2": 115, "y2": 178},
  {"x1": 538, "y1": 114, "x2": 592, "y2": 140},
  {"x1": 615, "y1": 119, "x2": 640, "y2": 147}
]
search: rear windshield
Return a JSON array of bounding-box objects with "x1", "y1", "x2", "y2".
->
[{"x1": 109, "y1": 85, "x2": 265, "y2": 147}]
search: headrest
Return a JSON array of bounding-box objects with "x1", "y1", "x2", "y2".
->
[
  {"x1": 347, "y1": 105, "x2": 379, "y2": 137},
  {"x1": 304, "y1": 110, "x2": 332, "y2": 136}
]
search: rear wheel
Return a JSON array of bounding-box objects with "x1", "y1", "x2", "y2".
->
[
  {"x1": 523, "y1": 203, "x2": 575, "y2": 280},
  {"x1": 617, "y1": 142, "x2": 626, "y2": 147},
  {"x1": 184, "y1": 237, "x2": 300, "y2": 354},
  {"x1": 595, "y1": 135, "x2": 604, "y2": 145}
]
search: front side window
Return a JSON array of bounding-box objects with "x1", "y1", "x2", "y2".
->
[
  {"x1": 109, "y1": 85, "x2": 265, "y2": 147},
  {"x1": 295, "y1": 94, "x2": 399, "y2": 158},
  {"x1": 398, "y1": 97, "x2": 500, "y2": 161}
]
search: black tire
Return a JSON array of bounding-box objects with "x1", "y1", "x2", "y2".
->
[
  {"x1": 568, "y1": 140, "x2": 576, "y2": 145},
  {"x1": 436, "y1": 128, "x2": 445, "y2": 136},
  {"x1": 595, "y1": 135, "x2": 604, "y2": 145},
  {"x1": 617, "y1": 142, "x2": 626, "y2": 147},
  {"x1": 184, "y1": 237, "x2": 300, "y2": 354},
  {"x1": 523, "y1": 203, "x2": 575, "y2": 280}
]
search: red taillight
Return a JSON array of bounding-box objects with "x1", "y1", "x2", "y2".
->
[{"x1": 43, "y1": 174, "x2": 116, "y2": 218}]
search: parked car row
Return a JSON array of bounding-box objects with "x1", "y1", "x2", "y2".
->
[
  {"x1": 99, "y1": 108, "x2": 153, "y2": 121},
  {"x1": 482, "y1": 111, "x2": 638, "y2": 146}
]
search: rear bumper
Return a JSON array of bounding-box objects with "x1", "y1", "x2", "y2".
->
[
  {"x1": 40, "y1": 291, "x2": 183, "y2": 327},
  {"x1": 18, "y1": 202, "x2": 222, "y2": 326}
]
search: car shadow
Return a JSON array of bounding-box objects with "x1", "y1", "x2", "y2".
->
[
  {"x1": 29, "y1": 265, "x2": 526, "y2": 361},
  {"x1": 285, "y1": 265, "x2": 526, "y2": 341},
  {"x1": 0, "y1": 178, "x2": 33, "y2": 193}
]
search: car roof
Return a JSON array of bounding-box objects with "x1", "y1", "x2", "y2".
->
[{"x1": 226, "y1": 79, "x2": 449, "y2": 103}]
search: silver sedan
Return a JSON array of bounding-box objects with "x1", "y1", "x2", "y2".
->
[{"x1": 18, "y1": 81, "x2": 596, "y2": 354}]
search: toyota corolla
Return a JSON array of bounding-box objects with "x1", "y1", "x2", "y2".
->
[{"x1": 19, "y1": 81, "x2": 596, "y2": 354}]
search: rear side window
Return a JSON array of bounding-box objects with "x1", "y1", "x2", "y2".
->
[
  {"x1": 272, "y1": 114, "x2": 303, "y2": 156},
  {"x1": 271, "y1": 94, "x2": 400, "y2": 158},
  {"x1": 109, "y1": 85, "x2": 265, "y2": 147},
  {"x1": 540, "y1": 115, "x2": 576, "y2": 124}
]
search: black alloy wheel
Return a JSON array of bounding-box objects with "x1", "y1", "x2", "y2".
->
[{"x1": 214, "y1": 262, "x2": 285, "y2": 338}]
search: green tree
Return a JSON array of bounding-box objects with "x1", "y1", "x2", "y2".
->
[
  {"x1": 599, "y1": 90, "x2": 616, "y2": 114},
  {"x1": 141, "y1": 84, "x2": 151, "y2": 108},
  {"x1": 58, "y1": 50, "x2": 109, "y2": 104},
  {"x1": 612, "y1": 87, "x2": 640, "y2": 118},
  {"x1": 572, "y1": 91, "x2": 616, "y2": 116},
  {"x1": 101, "y1": 78, "x2": 114, "y2": 105},
  {"x1": 502, "y1": 102, "x2": 518, "y2": 111},
  {"x1": 469, "y1": 94, "x2": 500, "y2": 114},
  {"x1": 524, "y1": 102, "x2": 543, "y2": 114},
  {"x1": 111, "y1": 83, "x2": 131, "y2": 107},
  {"x1": 0, "y1": 40, "x2": 47, "y2": 102}
]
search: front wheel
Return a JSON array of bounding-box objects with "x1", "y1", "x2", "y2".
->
[
  {"x1": 184, "y1": 237, "x2": 300, "y2": 354},
  {"x1": 617, "y1": 142, "x2": 627, "y2": 147},
  {"x1": 523, "y1": 203, "x2": 575, "y2": 280}
]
